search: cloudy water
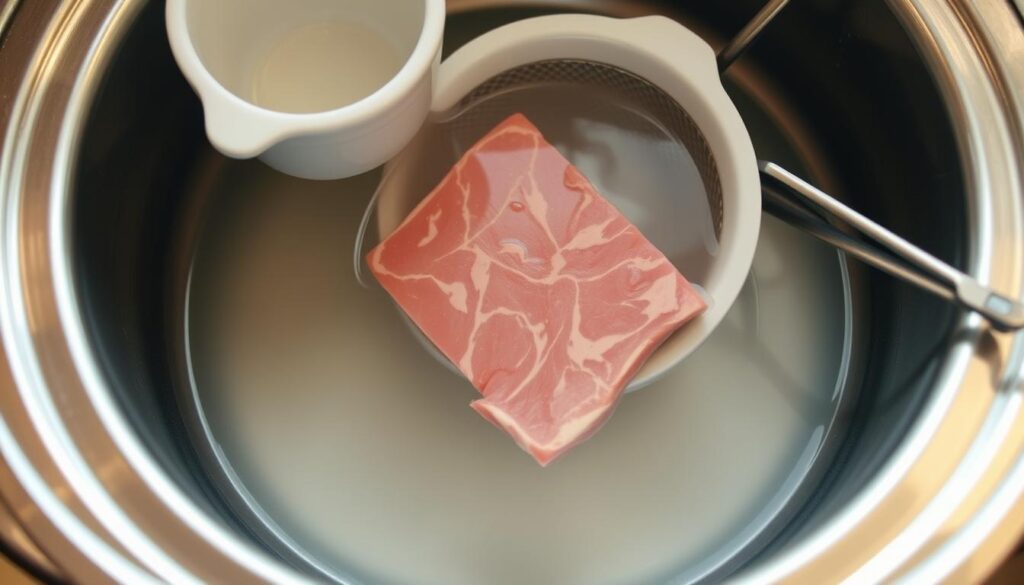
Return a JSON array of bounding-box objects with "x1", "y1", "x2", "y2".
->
[{"x1": 186, "y1": 145, "x2": 851, "y2": 584}]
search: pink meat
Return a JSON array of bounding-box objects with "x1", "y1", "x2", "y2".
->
[{"x1": 368, "y1": 113, "x2": 706, "y2": 465}]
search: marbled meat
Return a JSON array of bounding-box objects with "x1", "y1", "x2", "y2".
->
[{"x1": 368, "y1": 113, "x2": 707, "y2": 465}]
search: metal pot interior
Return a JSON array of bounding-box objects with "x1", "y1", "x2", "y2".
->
[{"x1": 69, "y1": 0, "x2": 967, "y2": 581}]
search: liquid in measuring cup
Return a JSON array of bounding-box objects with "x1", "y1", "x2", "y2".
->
[{"x1": 252, "y1": 21, "x2": 403, "y2": 114}]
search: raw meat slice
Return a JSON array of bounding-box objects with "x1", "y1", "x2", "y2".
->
[{"x1": 368, "y1": 113, "x2": 707, "y2": 465}]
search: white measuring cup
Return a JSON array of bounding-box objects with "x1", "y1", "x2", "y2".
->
[{"x1": 166, "y1": 0, "x2": 445, "y2": 180}]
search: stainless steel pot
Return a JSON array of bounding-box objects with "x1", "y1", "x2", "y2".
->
[{"x1": 0, "y1": 0, "x2": 1022, "y2": 582}]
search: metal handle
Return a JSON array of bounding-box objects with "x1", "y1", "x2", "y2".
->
[
  {"x1": 717, "y1": 0, "x2": 791, "y2": 72},
  {"x1": 760, "y1": 161, "x2": 1024, "y2": 332}
]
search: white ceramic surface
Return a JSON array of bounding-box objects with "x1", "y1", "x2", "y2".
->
[
  {"x1": 166, "y1": 0, "x2": 445, "y2": 179},
  {"x1": 377, "y1": 15, "x2": 761, "y2": 388}
]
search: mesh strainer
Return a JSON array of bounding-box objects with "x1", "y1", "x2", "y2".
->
[
  {"x1": 356, "y1": 13, "x2": 1024, "y2": 393},
  {"x1": 356, "y1": 14, "x2": 761, "y2": 391}
]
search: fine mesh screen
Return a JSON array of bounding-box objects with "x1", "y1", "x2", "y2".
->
[{"x1": 456, "y1": 59, "x2": 724, "y2": 239}]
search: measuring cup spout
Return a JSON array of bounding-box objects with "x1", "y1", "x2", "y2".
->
[{"x1": 199, "y1": 93, "x2": 285, "y2": 159}]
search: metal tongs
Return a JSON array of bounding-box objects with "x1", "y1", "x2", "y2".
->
[
  {"x1": 760, "y1": 162, "x2": 1024, "y2": 332},
  {"x1": 719, "y1": 0, "x2": 1024, "y2": 332}
]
